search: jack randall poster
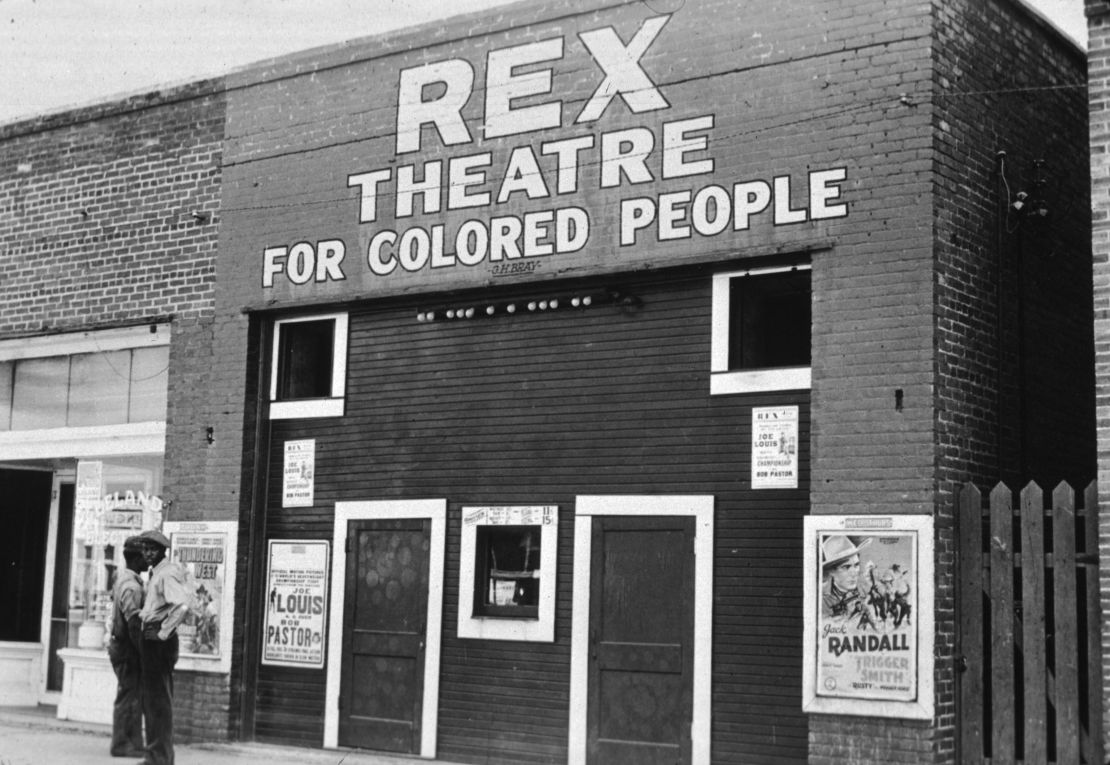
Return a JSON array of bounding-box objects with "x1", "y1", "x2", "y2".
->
[
  {"x1": 163, "y1": 520, "x2": 238, "y2": 673},
  {"x1": 802, "y1": 515, "x2": 935, "y2": 720},
  {"x1": 262, "y1": 540, "x2": 330, "y2": 668}
]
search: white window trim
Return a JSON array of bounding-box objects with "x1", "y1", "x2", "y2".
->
[
  {"x1": 326, "y1": 499, "x2": 446, "y2": 757},
  {"x1": 269, "y1": 313, "x2": 348, "y2": 420},
  {"x1": 710, "y1": 265, "x2": 811, "y2": 395},
  {"x1": 457, "y1": 506, "x2": 557, "y2": 642},
  {"x1": 568, "y1": 495, "x2": 714, "y2": 765}
]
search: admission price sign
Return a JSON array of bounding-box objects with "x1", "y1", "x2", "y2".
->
[{"x1": 262, "y1": 540, "x2": 330, "y2": 668}]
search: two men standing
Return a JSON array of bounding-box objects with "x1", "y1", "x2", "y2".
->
[{"x1": 108, "y1": 529, "x2": 190, "y2": 765}]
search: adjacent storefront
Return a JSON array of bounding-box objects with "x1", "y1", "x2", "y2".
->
[{"x1": 0, "y1": 325, "x2": 168, "y2": 719}]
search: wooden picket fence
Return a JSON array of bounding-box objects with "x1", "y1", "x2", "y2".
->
[{"x1": 958, "y1": 481, "x2": 1103, "y2": 764}]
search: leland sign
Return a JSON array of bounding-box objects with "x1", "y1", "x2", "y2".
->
[{"x1": 261, "y1": 14, "x2": 849, "y2": 289}]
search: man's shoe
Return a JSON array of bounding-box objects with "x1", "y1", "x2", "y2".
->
[{"x1": 110, "y1": 748, "x2": 145, "y2": 757}]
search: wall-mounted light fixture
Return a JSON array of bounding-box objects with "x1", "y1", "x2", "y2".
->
[{"x1": 999, "y1": 152, "x2": 1051, "y2": 225}]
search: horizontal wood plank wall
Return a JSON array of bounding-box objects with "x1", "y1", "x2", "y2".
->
[{"x1": 255, "y1": 267, "x2": 810, "y2": 763}]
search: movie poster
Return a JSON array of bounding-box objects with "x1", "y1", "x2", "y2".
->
[
  {"x1": 802, "y1": 515, "x2": 934, "y2": 719},
  {"x1": 164, "y1": 520, "x2": 238, "y2": 673}
]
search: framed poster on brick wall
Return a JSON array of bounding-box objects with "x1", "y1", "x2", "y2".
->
[
  {"x1": 163, "y1": 520, "x2": 237, "y2": 673},
  {"x1": 802, "y1": 514, "x2": 934, "y2": 720}
]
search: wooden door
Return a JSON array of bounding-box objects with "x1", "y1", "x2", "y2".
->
[
  {"x1": 339, "y1": 518, "x2": 430, "y2": 753},
  {"x1": 588, "y1": 515, "x2": 695, "y2": 765}
]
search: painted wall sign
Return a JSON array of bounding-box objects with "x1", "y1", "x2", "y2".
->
[
  {"x1": 227, "y1": 10, "x2": 851, "y2": 305},
  {"x1": 802, "y1": 515, "x2": 935, "y2": 720},
  {"x1": 262, "y1": 540, "x2": 330, "y2": 668},
  {"x1": 282, "y1": 439, "x2": 316, "y2": 508},
  {"x1": 751, "y1": 406, "x2": 799, "y2": 489},
  {"x1": 164, "y1": 520, "x2": 238, "y2": 674}
]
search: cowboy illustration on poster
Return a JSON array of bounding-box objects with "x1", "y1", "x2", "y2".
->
[{"x1": 816, "y1": 531, "x2": 917, "y2": 702}]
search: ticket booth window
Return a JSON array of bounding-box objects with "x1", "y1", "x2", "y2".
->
[
  {"x1": 475, "y1": 525, "x2": 541, "y2": 618},
  {"x1": 458, "y1": 506, "x2": 557, "y2": 642}
]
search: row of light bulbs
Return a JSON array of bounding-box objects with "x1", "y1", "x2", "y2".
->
[
  {"x1": 414, "y1": 291, "x2": 644, "y2": 323},
  {"x1": 417, "y1": 295, "x2": 596, "y2": 322}
]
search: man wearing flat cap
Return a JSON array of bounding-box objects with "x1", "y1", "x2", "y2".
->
[
  {"x1": 108, "y1": 536, "x2": 149, "y2": 757},
  {"x1": 820, "y1": 535, "x2": 873, "y2": 627},
  {"x1": 137, "y1": 529, "x2": 190, "y2": 765}
]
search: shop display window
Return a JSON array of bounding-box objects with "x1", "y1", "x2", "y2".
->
[
  {"x1": 66, "y1": 458, "x2": 164, "y2": 650},
  {"x1": 710, "y1": 264, "x2": 812, "y2": 394},
  {"x1": 458, "y1": 506, "x2": 557, "y2": 642},
  {"x1": 269, "y1": 313, "x2": 348, "y2": 420}
]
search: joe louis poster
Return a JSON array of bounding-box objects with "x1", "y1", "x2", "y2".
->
[
  {"x1": 163, "y1": 521, "x2": 237, "y2": 673},
  {"x1": 751, "y1": 406, "x2": 799, "y2": 489},
  {"x1": 802, "y1": 515, "x2": 934, "y2": 720},
  {"x1": 262, "y1": 540, "x2": 330, "y2": 668},
  {"x1": 282, "y1": 439, "x2": 316, "y2": 508}
]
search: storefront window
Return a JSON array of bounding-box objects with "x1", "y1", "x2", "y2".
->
[
  {"x1": 0, "y1": 345, "x2": 169, "y2": 432},
  {"x1": 129, "y1": 346, "x2": 169, "y2": 422},
  {"x1": 68, "y1": 457, "x2": 164, "y2": 649},
  {"x1": 11, "y1": 357, "x2": 69, "y2": 430},
  {"x1": 68, "y1": 351, "x2": 131, "y2": 427}
]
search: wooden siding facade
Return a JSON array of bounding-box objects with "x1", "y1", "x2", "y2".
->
[{"x1": 250, "y1": 267, "x2": 811, "y2": 763}]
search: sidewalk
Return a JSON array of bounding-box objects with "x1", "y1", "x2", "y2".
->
[{"x1": 0, "y1": 706, "x2": 467, "y2": 765}]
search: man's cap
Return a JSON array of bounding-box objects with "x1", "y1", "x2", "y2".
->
[
  {"x1": 123, "y1": 535, "x2": 146, "y2": 552},
  {"x1": 821, "y1": 535, "x2": 871, "y2": 570},
  {"x1": 140, "y1": 529, "x2": 171, "y2": 548}
]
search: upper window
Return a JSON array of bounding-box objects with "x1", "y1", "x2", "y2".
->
[
  {"x1": 269, "y1": 313, "x2": 348, "y2": 420},
  {"x1": 711, "y1": 264, "x2": 811, "y2": 395}
]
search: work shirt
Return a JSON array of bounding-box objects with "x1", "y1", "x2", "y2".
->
[
  {"x1": 140, "y1": 556, "x2": 190, "y2": 626},
  {"x1": 111, "y1": 568, "x2": 144, "y2": 642}
]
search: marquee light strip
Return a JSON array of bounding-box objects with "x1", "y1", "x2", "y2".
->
[{"x1": 415, "y1": 290, "x2": 640, "y2": 323}]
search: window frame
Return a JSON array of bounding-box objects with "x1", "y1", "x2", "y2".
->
[
  {"x1": 710, "y1": 264, "x2": 812, "y2": 395},
  {"x1": 269, "y1": 313, "x2": 348, "y2": 420},
  {"x1": 457, "y1": 506, "x2": 558, "y2": 642}
]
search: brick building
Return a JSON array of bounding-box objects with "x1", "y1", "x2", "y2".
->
[
  {"x1": 0, "y1": 1, "x2": 1094, "y2": 764},
  {"x1": 1089, "y1": 0, "x2": 1110, "y2": 756}
]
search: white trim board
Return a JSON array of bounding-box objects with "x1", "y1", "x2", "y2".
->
[
  {"x1": 568, "y1": 495, "x2": 714, "y2": 765},
  {"x1": 325, "y1": 499, "x2": 446, "y2": 758}
]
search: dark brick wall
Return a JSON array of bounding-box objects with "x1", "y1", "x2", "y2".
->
[
  {"x1": 933, "y1": 2, "x2": 1091, "y2": 764},
  {"x1": 1088, "y1": 0, "x2": 1110, "y2": 749}
]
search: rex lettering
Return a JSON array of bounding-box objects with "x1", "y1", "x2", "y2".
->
[{"x1": 258, "y1": 13, "x2": 850, "y2": 289}]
